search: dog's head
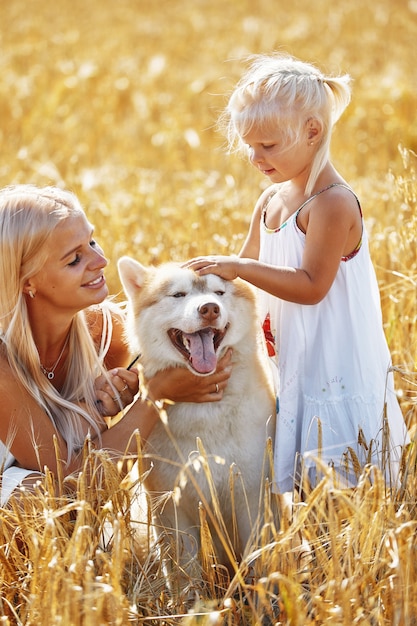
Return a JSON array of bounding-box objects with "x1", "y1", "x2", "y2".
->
[{"x1": 117, "y1": 256, "x2": 257, "y2": 376}]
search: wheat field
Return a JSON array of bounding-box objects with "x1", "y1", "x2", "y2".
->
[{"x1": 0, "y1": 0, "x2": 416, "y2": 623}]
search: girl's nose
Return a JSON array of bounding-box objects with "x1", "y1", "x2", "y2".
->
[{"x1": 249, "y1": 147, "x2": 263, "y2": 165}]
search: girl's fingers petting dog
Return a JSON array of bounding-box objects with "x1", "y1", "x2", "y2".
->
[{"x1": 184, "y1": 255, "x2": 238, "y2": 280}]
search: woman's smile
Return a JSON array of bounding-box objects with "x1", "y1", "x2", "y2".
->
[{"x1": 83, "y1": 274, "x2": 106, "y2": 289}]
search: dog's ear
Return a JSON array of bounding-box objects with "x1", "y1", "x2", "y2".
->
[{"x1": 117, "y1": 256, "x2": 148, "y2": 298}]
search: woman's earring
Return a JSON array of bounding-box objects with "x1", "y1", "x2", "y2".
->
[{"x1": 28, "y1": 290, "x2": 35, "y2": 299}]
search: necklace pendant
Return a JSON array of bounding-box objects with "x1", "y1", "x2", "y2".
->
[{"x1": 39, "y1": 332, "x2": 70, "y2": 380}]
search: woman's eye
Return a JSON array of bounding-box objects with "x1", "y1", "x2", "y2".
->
[{"x1": 68, "y1": 253, "x2": 81, "y2": 267}]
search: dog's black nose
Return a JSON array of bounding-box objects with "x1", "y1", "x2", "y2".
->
[{"x1": 198, "y1": 302, "x2": 220, "y2": 321}]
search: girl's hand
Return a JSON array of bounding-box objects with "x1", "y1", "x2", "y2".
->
[
  {"x1": 147, "y1": 348, "x2": 233, "y2": 403},
  {"x1": 183, "y1": 256, "x2": 239, "y2": 281},
  {"x1": 95, "y1": 367, "x2": 140, "y2": 416}
]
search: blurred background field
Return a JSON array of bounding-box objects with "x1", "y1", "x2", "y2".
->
[
  {"x1": 0, "y1": 1, "x2": 417, "y2": 623},
  {"x1": 0, "y1": 0, "x2": 416, "y2": 265}
]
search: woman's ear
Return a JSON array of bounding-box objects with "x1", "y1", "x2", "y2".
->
[{"x1": 23, "y1": 280, "x2": 36, "y2": 298}]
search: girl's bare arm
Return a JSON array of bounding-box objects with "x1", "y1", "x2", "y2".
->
[{"x1": 186, "y1": 187, "x2": 361, "y2": 305}]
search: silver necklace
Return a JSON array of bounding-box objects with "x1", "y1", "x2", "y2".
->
[{"x1": 40, "y1": 334, "x2": 70, "y2": 380}]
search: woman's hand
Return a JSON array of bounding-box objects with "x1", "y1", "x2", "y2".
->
[
  {"x1": 183, "y1": 255, "x2": 239, "y2": 281},
  {"x1": 95, "y1": 367, "x2": 140, "y2": 416},
  {"x1": 146, "y1": 348, "x2": 233, "y2": 403}
]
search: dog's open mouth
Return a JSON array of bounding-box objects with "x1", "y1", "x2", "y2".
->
[{"x1": 168, "y1": 325, "x2": 229, "y2": 374}]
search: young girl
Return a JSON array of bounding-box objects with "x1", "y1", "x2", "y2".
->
[
  {"x1": 186, "y1": 53, "x2": 408, "y2": 492},
  {"x1": 0, "y1": 184, "x2": 231, "y2": 506}
]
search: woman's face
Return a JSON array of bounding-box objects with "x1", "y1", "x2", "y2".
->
[{"x1": 29, "y1": 212, "x2": 109, "y2": 315}]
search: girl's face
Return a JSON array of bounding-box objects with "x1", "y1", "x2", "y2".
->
[
  {"x1": 29, "y1": 213, "x2": 109, "y2": 315},
  {"x1": 242, "y1": 123, "x2": 314, "y2": 185}
]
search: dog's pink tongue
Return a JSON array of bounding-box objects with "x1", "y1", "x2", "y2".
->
[{"x1": 184, "y1": 328, "x2": 217, "y2": 374}]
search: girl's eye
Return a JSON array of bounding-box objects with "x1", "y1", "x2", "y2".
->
[{"x1": 246, "y1": 143, "x2": 275, "y2": 152}]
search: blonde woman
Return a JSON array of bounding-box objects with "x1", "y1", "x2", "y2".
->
[{"x1": 0, "y1": 184, "x2": 231, "y2": 505}]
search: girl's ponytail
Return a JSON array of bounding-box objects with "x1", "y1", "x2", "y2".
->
[{"x1": 323, "y1": 74, "x2": 351, "y2": 124}]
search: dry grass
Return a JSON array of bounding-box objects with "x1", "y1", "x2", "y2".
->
[
  {"x1": 0, "y1": 0, "x2": 417, "y2": 623},
  {"x1": 2, "y1": 441, "x2": 417, "y2": 624}
]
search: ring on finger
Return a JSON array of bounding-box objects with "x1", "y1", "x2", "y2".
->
[
  {"x1": 121, "y1": 383, "x2": 128, "y2": 392},
  {"x1": 215, "y1": 383, "x2": 219, "y2": 394}
]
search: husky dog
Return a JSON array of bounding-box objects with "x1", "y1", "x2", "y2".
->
[{"x1": 118, "y1": 257, "x2": 275, "y2": 580}]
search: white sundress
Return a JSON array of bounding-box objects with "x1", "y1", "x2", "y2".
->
[{"x1": 258, "y1": 183, "x2": 409, "y2": 493}]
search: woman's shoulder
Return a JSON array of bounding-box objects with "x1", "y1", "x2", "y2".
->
[
  {"x1": 0, "y1": 342, "x2": 26, "y2": 407},
  {"x1": 85, "y1": 300, "x2": 130, "y2": 369},
  {"x1": 0, "y1": 341, "x2": 12, "y2": 377},
  {"x1": 0, "y1": 348, "x2": 9, "y2": 384},
  {"x1": 85, "y1": 300, "x2": 125, "y2": 334}
]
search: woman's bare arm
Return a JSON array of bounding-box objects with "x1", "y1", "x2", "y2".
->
[{"x1": 0, "y1": 349, "x2": 233, "y2": 477}]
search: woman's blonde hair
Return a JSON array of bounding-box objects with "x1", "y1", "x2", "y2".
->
[
  {"x1": 221, "y1": 53, "x2": 351, "y2": 196},
  {"x1": 0, "y1": 184, "x2": 114, "y2": 463}
]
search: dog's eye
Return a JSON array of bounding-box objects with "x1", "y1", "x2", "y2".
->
[
  {"x1": 172, "y1": 292, "x2": 186, "y2": 298},
  {"x1": 215, "y1": 290, "x2": 225, "y2": 296}
]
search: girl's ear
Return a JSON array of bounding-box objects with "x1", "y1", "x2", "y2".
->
[{"x1": 306, "y1": 117, "x2": 322, "y2": 142}]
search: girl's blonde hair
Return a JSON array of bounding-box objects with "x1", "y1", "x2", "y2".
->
[
  {"x1": 0, "y1": 184, "x2": 115, "y2": 463},
  {"x1": 221, "y1": 53, "x2": 351, "y2": 196}
]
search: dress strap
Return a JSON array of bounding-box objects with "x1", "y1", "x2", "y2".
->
[
  {"x1": 295, "y1": 183, "x2": 363, "y2": 217},
  {"x1": 98, "y1": 303, "x2": 113, "y2": 362},
  {"x1": 295, "y1": 183, "x2": 363, "y2": 262},
  {"x1": 260, "y1": 188, "x2": 279, "y2": 219},
  {"x1": 296, "y1": 183, "x2": 362, "y2": 217},
  {"x1": 262, "y1": 183, "x2": 362, "y2": 234}
]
